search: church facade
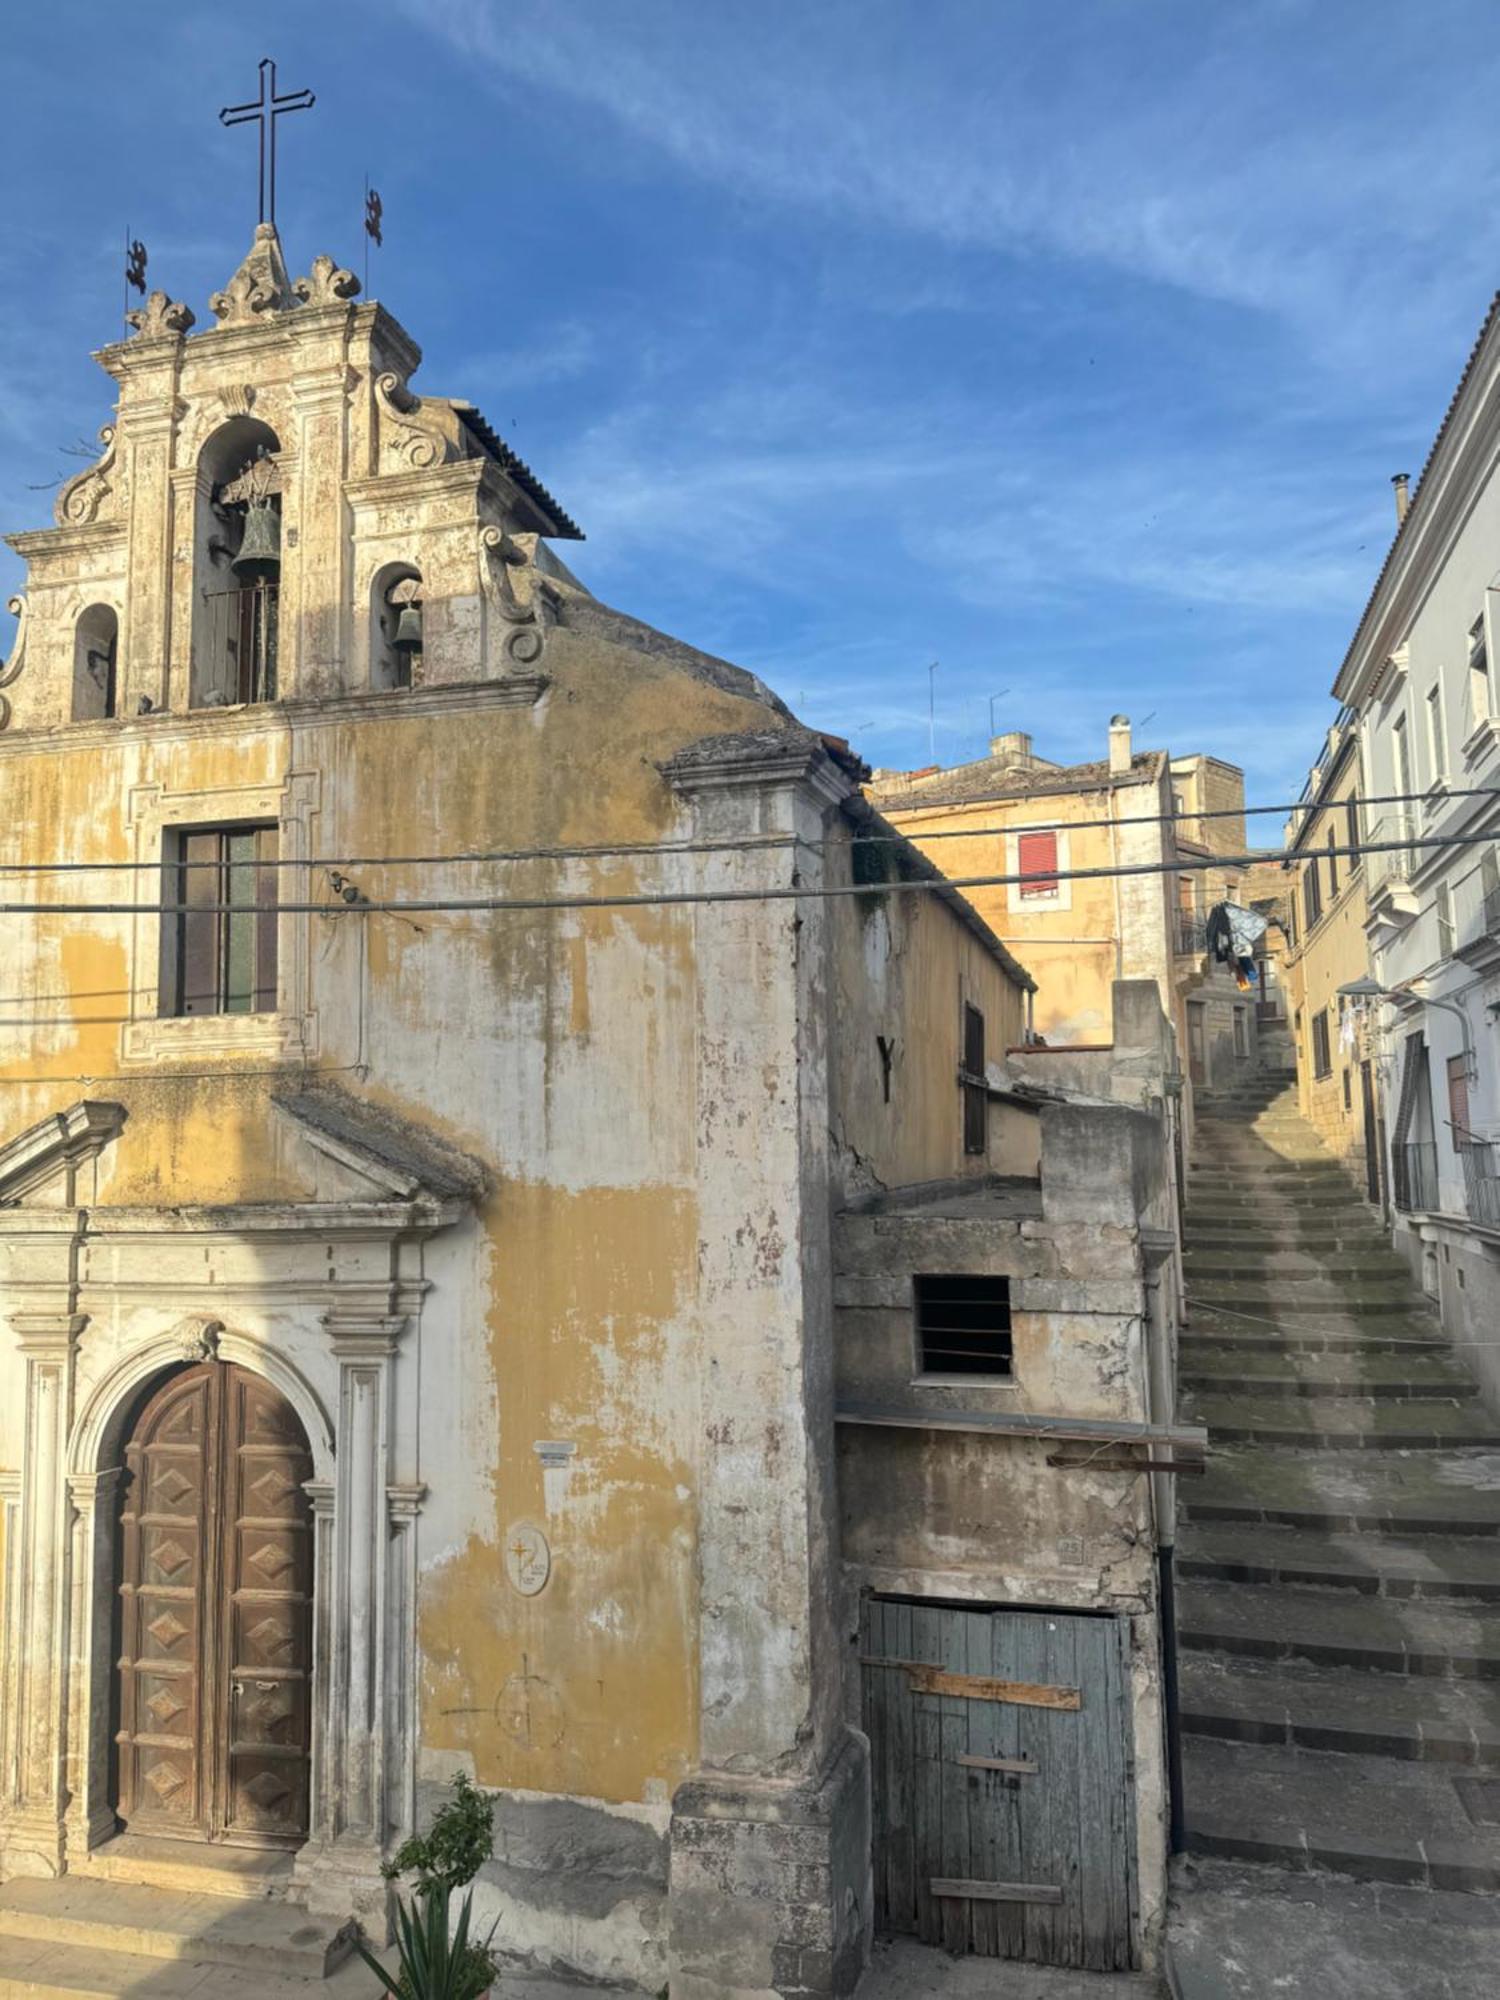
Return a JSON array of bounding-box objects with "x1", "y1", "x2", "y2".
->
[{"x1": 0, "y1": 222, "x2": 1149, "y2": 1995}]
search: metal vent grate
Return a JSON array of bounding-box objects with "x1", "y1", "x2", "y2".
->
[{"x1": 915, "y1": 1273, "x2": 1012, "y2": 1376}]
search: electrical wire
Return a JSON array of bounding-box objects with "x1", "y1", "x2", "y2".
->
[
  {"x1": 0, "y1": 824, "x2": 1490, "y2": 919},
  {"x1": 0, "y1": 786, "x2": 1493, "y2": 875}
]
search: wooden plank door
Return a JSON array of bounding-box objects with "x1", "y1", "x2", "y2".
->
[
  {"x1": 117, "y1": 1362, "x2": 312, "y2": 1847},
  {"x1": 862, "y1": 1598, "x2": 1138, "y2": 1972}
]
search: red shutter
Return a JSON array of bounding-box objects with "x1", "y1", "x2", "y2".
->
[{"x1": 1017, "y1": 829, "x2": 1058, "y2": 898}]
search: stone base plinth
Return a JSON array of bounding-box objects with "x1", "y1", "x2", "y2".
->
[{"x1": 668, "y1": 1727, "x2": 870, "y2": 2000}]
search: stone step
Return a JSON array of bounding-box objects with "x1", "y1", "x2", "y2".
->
[
  {"x1": 1181, "y1": 1735, "x2": 1500, "y2": 1891},
  {"x1": 1179, "y1": 1347, "x2": 1476, "y2": 1399},
  {"x1": 1177, "y1": 1578, "x2": 1500, "y2": 1679},
  {"x1": 1178, "y1": 1650, "x2": 1500, "y2": 1766},
  {"x1": 1175, "y1": 1522, "x2": 1500, "y2": 1603},
  {"x1": 0, "y1": 1879, "x2": 353, "y2": 1979},
  {"x1": 69, "y1": 1835, "x2": 293, "y2": 1904},
  {"x1": 1185, "y1": 1394, "x2": 1500, "y2": 1450},
  {"x1": 1180, "y1": 1319, "x2": 1449, "y2": 1356},
  {"x1": 1183, "y1": 1253, "x2": 1414, "y2": 1282},
  {"x1": 1167, "y1": 1856, "x2": 1500, "y2": 2000},
  {"x1": 1185, "y1": 1286, "x2": 1424, "y2": 1317},
  {"x1": 1183, "y1": 1228, "x2": 1386, "y2": 1254},
  {"x1": 1182, "y1": 1444, "x2": 1500, "y2": 1537},
  {"x1": 0, "y1": 1933, "x2": 379, "y2": 1998}
]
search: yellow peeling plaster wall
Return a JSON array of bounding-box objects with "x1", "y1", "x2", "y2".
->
[{"x1": 0, "y1": 627, "x2": 788, "y2": 1813}]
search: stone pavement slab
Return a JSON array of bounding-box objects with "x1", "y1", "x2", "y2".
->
[
  {"x1": 1168, "y1": 1858, "x2": 1500, "y2": 2000},
  {"x1": 855, "y1": 1937, "x2": 1165, "y2": 1997}
]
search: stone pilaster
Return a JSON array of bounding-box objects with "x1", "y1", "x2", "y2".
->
[
  {"x1": 287, "y1": 366, "x2": 353, "y2": 699},
  {"x1": 662, "y1": 734, "x2": 871, "y2": 1999},
  {"x1": 62, "y1": 1469, "x2": 124, "y2": 1862},
  {"x1": 294, "y1": 1312, "x2": 407, "y2": 1933},
  {"x1": 0, "y1": 1313, "x2": 87, "y2": 1879}
]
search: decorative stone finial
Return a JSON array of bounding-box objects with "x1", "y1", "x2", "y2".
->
[
  {"x1": 125, "y1": 291, "x2": 196, "y2": 341},
  {"x1": 210, "y1": 222, "x2": 297, "y2": 327},
  {"x1": 293, "y1": 253, "x2": 360, "y2": 308}
]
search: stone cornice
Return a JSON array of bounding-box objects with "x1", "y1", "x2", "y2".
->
[
  {"x1": 0, "y1": 672, "x2": 549, "y2": 759},
  {"x1": 343, "y1": 458, "x2": 492, "y2": 511},
  {"x1": 8, "y1": 1312, "x2": 89, "y2": 1354},
  {"x1": 7, "y1": 522, "x2": 128, "y2": 561},
  {"x1": 0, "y1": 1101, "x2": 126, "y2": 1205},
  {"x1": 62, "y1": 1199, "x2": 464, "y2": 1238},
  {"x1": 663, "y1": 728, "x2": 851, "y2": 806}
]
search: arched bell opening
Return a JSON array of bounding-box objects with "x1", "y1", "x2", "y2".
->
[
  {"x1": 370, "y1": 562, "x2": 423, "y2": 691},
  {"x1": 71, "y1": 603, "x2": 119, "y2": 721},
  {"x1": 191, "y1": 417, "x2": 284, "y2": 709}
]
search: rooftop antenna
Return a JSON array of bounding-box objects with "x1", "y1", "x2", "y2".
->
[{"x1": 988, "y1": 687, "x2": 1010, "y2": 739}]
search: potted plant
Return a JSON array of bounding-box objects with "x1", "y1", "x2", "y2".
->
[{"x1": 358, "y1": 1772, "x2": 499, "y2": 1999}]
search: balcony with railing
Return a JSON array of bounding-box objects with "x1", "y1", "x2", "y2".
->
[
  {"x1": 1392, "y1": 1139, "x2": 1438, "y2": 1215},
  {"x1": 1176, "y1": 914, "x2": 1208, "y2": 957},
  {"x1": 1459, "y1": 1138, "x2": 1500, "y2": 1232},
  {"x1": 1457, "y1": 880, "x2": 1500, "y2": 972},
  {"x1": 1364, "y1": 812, "x2": 1420, "y2": 926}
]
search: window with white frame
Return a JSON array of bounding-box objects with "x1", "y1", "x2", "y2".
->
[
  {"x1": 1436, "y1": 879, "x2": 1456, "y2": 961},
  {"x1": 1426, "y1": 683, "x2": 1448, "y2": 786},
  {"x1": 1470, "y1": 615, "x2": 1492, "y2": 729}
]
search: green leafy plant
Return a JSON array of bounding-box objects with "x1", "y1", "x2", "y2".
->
[{"x1": 357, "y1": 1774, "x2": 498, "y2": 2000}]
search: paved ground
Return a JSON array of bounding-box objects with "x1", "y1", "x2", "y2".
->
[
  {"x1": 1168, "y1": 1857, "x2": 1500, "y2": 2000},
  {"x1": 856, "y1": 1937, "x2": 1164, "y2": 1997}
]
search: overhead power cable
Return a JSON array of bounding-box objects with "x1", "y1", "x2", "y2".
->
[
  {"x1": 0, "y1": 785, "x2": 1494, "y2": 876},
  {"x1": 0, "y1": 826, "x2": 1489, "y2": 919}
]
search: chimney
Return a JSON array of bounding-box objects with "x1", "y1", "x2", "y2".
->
[
  {"x1": 1108, "y1": 714, "x2": 1132, "y2": 776},
  {"x1": 1392, "y1": 472, "x2": 1411, "y2": 524},
  {"x1": 989, "y1": 730, "x2": 1033, "y2": 769}
]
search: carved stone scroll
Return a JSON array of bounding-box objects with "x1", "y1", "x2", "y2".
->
[
  {"x1": 0, "y1": 595, "x2": 28, "y2": 732},
  {"x1": 374, "y1": 374, "x2": 455, "y2": 472},
  {"x1": 479, "y1": 526, "x2": 561, "y2": 669},
  {"x1": 54, "y1": 428, "x2": 119, "y2": 529},
  {"x1": 210, "y1": 223, "x2": 297, "y2": 327}
]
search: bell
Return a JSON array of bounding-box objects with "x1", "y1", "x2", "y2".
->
[
  {"x1": 232, "y1": 498, "x2": 281, "y2": 581},
  {"x1": 393, "y1": 603, "x2": 424, "y2": 652}
]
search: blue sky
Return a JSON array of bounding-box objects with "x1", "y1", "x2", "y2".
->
[{"x1": 4, "y1": 1, "x2": 1499, "y2": 809}]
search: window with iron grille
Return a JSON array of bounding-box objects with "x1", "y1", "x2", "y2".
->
[
  {"x1": 1343, "y1": 1068, "x2": 1352, "y2": 1111},
  {"x1": 1312, "y1": 1011, "x2": 1332, "y2": 1078},
  {"x1": 961, "y1": 1002, "x2": 987, "y2": 1155},
  {"x1": 914, "y1": 1273, "x2": 1012, "y2": 1377},
  {"x1": 162, "y1": 823, "x2": 278, "y2": 1018}
]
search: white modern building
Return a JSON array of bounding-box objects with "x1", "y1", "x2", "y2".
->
[{"x1": 1334, "y1": 287, "x2": 1500, "y2": 1405}]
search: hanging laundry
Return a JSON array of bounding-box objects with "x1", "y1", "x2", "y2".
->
[{"x1": 1205, "y1": 900, "x2": 1268, "y2": 969}]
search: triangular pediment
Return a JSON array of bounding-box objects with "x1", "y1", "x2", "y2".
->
[
  {"x1": 0, "y1": 1101, "x2": 126, "y2": 1207},
  {"x1": 271, "y1": 1087, "x2": 486, "y2": 1208}
]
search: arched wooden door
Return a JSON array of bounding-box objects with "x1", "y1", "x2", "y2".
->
[{"x1": 116, "y1": 1362, "x2": 313, "y2": 1848}]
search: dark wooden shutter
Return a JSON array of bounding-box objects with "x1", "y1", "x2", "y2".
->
[
  {"x1": 963, "y1": 1003, "x2": 987, "y2": 1155},
  {"x1": 1447, "y1": 1056, "x2": 1471, "y2": 1149},
  {"x1": 1017, "y1": 830, "x2": 1058, "y2": 899}
]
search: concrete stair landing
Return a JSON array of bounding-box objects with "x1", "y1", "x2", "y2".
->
[{"x1": 1173, "y1": 1076, "x2": 1500, "y2": 1928}]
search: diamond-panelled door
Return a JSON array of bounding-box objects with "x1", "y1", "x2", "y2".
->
[{"x1": 116, "y1": 1362, "x2": 313, "y2": 1846}]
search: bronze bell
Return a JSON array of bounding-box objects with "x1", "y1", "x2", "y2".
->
[
  {"x1": 232, "y1": 498, "x2": 281, "y2": 581},
  {"x1": 392, "y1": 602, "x2": 424, "y2": 652}
]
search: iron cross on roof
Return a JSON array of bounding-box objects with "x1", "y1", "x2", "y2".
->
[{"x1": 219, "y1": 58, "x2": 315, "y2": 230}]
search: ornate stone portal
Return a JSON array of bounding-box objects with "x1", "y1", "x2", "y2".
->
[{"x1": 0, "y1": 1096, "x2": 475, "y2": 1933}]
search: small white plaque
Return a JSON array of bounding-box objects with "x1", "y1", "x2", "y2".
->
[{"x1": 504, "y1": 1521, "x2": 551, "y2": 1597}]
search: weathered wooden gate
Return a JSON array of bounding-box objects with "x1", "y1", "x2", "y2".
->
[{"x1": 862, "y1": 1597, "x2": 1138, "y2": 1971}]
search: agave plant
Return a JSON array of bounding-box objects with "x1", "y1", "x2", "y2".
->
[{"x1": 357, "y1": 1773, "x2": 498, "y2": 2000}]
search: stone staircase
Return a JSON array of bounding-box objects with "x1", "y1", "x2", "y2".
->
[
  {"x1": 1173, "y1": 1075, "x2": 1500, "y2": 1908},
  {"x1": 0, "y1": 1838, "x2": 371, "y2": 1997}
]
